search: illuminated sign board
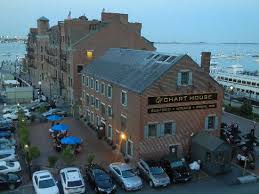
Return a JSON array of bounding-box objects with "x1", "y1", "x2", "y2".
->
[{"x1": 148, "y1": 93, "x2": 217, "y2": 105}]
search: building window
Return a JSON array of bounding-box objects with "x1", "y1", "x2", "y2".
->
[
  {"x1": 101, "y1": 82, "x2": 105, "y2": 95},
  {"x1": 101, "y1": 103, "x2": 106, "y2": 116},
  {"x1": 164, "y1": 122, "x2": 176, "y2": 135},
  {"x1": 96, "y1": 115, "x2": 100, "y2": 127},
  {"x1": 90, "y1": 112, "x2": 94, "y2": 124},
  {"x1": 95, "y1": 98, "x2": 100, "y2": 110},
  {"x1": 148, "y1": 123, "x2": 157, "y2": 137},
  {"x1": 107, "y1": 85, "x2": 112, "y2": 99},
  {"x1": 108, "y1": 125, "x2": 113, "y2": 140},
  {"x1": 107, "y1": 105, "x2": 112, "y2": 118},
  {"x1": 86, "y1": 76, "x2": 89, "y2": 87},
  {"x1": 205, "y1": 115, "x2": 218, "y2": 130},
  {"x1": 126, "y1": 140, "x2": 133, "y2": 157},
  {"x1": 82, "y1": 76, "x2": 85, "y2": 85},
  {"x1": 90, "y1": 78, "x2": 94, "y2": 89},
  {"x1": 121, "y1": 90, "x2": 128, "y2": 106},
  {"x1": 86, "y1": 94, "x2": 89, "y2": 106},
  {"x1": 90, "y1": 95, "x2": 95, "y2": 107},
  {"x1": 77, "y1": 65, "x2": 83, "y2": 73},
  {"x1": 95, "y1": 80, "x2": 99, "y2": 92},
  {"x1": 177, "y1": 70, "x2": 192, "y2": 86},
  {"x1": 121, "y1": 115, "x2": 127, "y2": 132}
]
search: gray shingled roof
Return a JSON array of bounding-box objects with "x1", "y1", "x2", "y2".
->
[
  {"x1": 192, "y1": 132, "x2": 225, "y2": 152},
  {"x1": 38, "y1": 16, "x2": 49, "y2": 21},
  {"x1": 83, "y1": 48, "x2": 185, "y2": 93}
]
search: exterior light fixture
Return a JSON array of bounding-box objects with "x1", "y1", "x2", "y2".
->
[
  {"x1": 121, "y1": 133, "x2": 126, "y2": 140},
  {"x1": 86, "y1": 50, "x2": 94, "y2": 60}
]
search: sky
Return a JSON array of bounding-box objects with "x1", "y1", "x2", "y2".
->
[{"x1": 0, "y1": 0, "x2": 259, "y2": 43}]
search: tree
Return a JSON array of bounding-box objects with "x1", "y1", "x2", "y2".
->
[
  {"x1": 240, "y1": 99, "x2": 252, "y2": 115},
  {"x1": 27, "y1": 146, "x2": 41, "y2": 162},
  {"x1": 61, "y1": 146, "x2": 75, "y2": 165},
  {"x1": 48, "y1": 156, "x2": 59, "y2": 168}
]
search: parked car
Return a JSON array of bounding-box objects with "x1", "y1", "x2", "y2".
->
[
  {"x1": 137, "y1": 159, "x2": 170, "y2": 188},
  {"x1": 28, "y1": 102, "x2": 51, "y2": 112},
  {"x1": 0, "y1": 117, "x2": 13, "y2": 124},
  {"x1": 0, "y1": 173, "x2": 22, "y2": 190},
  {"x1": 0, "y1": 132, "x2": 12, "y2": 139},
  {"x1": 0, "y1": 138, "x2": 16, "y2": 147},
  {"x1": 86, "y1": 164, "x2": 116, "y2": 193},
  {"x1": 160, "y1": 155, "x2": 192, "y2": 183},
  {"x1": 2, "y1": 105, "x2": 26, "y2": 114},
  {"x1": 42, "y1": 108, "x2": 67, "y2": 117},
  {"x1": 0, "y1": 122, "x2": 15, "y2": 133},
  {"x1": 108, "y1": 162, "x2": 142, "y2": 191},
  {"x1": 3, "y1": 109, "x2": 31, "y2": 120},
  {"x1": 60, "y1": 167, "x2": 85, "y2": 194},
  {"x1": 0, "y1": 153, "x2": 17, "y2": 162},
  {"x1": 0, "y1": 161, "x2": 21, "y2": 174},
  {"x1": 0, "y1": 143, "x2": 14, "y2": 150},
  {"x1": 32, "y1": 170, "x2": 59, "y2": 194}
]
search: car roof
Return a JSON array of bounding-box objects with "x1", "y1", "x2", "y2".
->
[
  {"x1": 110, "y1": 162, "x2": 132, "y2": 171},
  {"x1": 61, "y1": 167, "x2": 81, "y2": 181},
  {"x1": 33, "y1": 170, "x2": 53, "y2": 180}
]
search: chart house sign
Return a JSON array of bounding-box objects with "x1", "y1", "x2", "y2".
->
[
  {"x1": 148, "y1": 93, "x2": 218, "y2": 105},
  {"x1": 147, "y1": 93, "x2": 218, "y2": 114}
]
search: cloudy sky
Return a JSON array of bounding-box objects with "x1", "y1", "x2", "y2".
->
[{"x1": 1, "y1": 0, "x2": 259, "y2": 43}]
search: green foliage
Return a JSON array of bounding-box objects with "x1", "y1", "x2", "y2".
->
[
  {"x1": 61, "y1": 146, "x2": 75, "y2": 165},
  {"x1": 240, "y1": 99, "x2": 252, "y2": 115},
  {"x1": 48, "y1": 156, "x2": 59, "y2": 168},
  {"x1": 27, "y1": 146, "x2": 40, "y2": 162},
  {"x1": 38, "y1": 106, "x2": 47, "y2": 113},
  {"x1": 86, "y1": 153, "x2": 95, "y2": 165}
]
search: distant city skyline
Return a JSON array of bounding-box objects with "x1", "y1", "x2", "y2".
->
[{"x1": 1, "y1": 0, "x2": 259, "y2": 43}]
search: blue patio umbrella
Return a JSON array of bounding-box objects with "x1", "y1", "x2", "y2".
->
[
  {"x1": 61, "y1": 136, "x2": 82, "y2": 145},
  {"x1": 51, "y1": 124, "x2": 69, "y2": 132},
  {"x1": 47, "y1": 115, "x2": 62, "y2": 121}
]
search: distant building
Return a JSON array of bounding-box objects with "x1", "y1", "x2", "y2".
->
[
  {"x1": 25, "y1": 12, "x2": 155, "y2": 109},
  {"x1": 81, "y1": 49, "x2": 224, "y2": 161}
]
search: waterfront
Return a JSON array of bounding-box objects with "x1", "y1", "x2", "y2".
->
[{"x1": 1, "y1": 42, "x2": 259, "y2": 72}]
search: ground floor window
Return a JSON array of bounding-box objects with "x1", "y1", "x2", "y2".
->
[
  {"x1": 107, "y1": 125, "x2": 113, "y2": 140},
  {"x1": 126, "y1": 140, "x2": 133, "y2": 157},
  {"x1": 164, "y1": 122, "x2": 176, "y2": 135},
  {"x1": 96, "y1": 115, "x2": 99, "y2": 127},
  {"x1": 148, "y1": 123, "x2": 157, "y2": 137},
  {"x1": 90, "y1": 112, "x2": 94, "y2": 124},
  {"x1": 205, "y1": 115, "x2": 218, "y2": 129}
]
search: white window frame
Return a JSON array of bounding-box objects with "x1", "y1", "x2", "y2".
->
[
  {"x1": 126, "y1": 139, "x2": 133, "y2": 157},
  {"x1": 121, "y1": 114, "x2": 127, "y2": 132},
  {"x1": 91, "y1": 95, "x2": 95, "y2": 107},
  {"x1": 95, "y1": 80, "x2": 99, "y2": 92},
  {"x1": 86, "y1": 76, "x2": 89, "y2": 87},
  {"x1": 163, "y1": 121, "x2": 176, "y2": 135},
  {"x1": 121, "y1": 90, "x2": 128, "y2": 106},
  {"x1": 96, "y1": 115, "x2": 100, "y2": 126},
  {"x1": 90, "y1": 111, "x2": 94, "y2": 124},
  {"x1": 95, "y1": 98, "x2": 100, "y2": 110},
  {"x1": 147, "y1": 122, "x2": 159, "y2": 137},
  {"x1": 107, "y1": 84, "x2": 112, "y2": 99},
  {"x1": 107, "y1": 105, "x2": 112, "y2": 118},
  {"x1": 205, "y1": 114, "x2": 217, "y2": 130},
  {"x1": 86, "y1": 93, "x2": 90, "y2": 106},
  {"x1": 90, "y1": 78, "x2": 94, "y2": 89},
  {"x1": 101, "y1": 82, "x2": 105, "y2": 95},
  {"x1": 108, "y1": 124, "x2": 113, "y2": 140},
  {"x1": 178, "y1": 70, "x2": 192, "y2": 86}
]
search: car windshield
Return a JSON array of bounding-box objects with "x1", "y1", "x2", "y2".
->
[
  {"x1": 96, "y1": 173, "x2": 110, "y2": 181},
  {"x1": 6, "y1": 162, "x2": 14, "y2": 167},
  {"x1": 38, "y1": 179, "x2": 55, "y2": 188},
  {"x1": 150, "y1": 167, "x2": 164, "y2": 175},
  {"x1": 170, "y1": 160, "x2": 185, "y2": 168},
  {"x1": 121, "y1": 169, "x2": 135, "y2": 178},
  {"x1": 67, "y1": 180, "x2": 83, "y2": 187}
]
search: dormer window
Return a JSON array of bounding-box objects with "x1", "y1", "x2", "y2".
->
[{"x1": 177, "y1": 70, "x2": 192, "y2": 86}]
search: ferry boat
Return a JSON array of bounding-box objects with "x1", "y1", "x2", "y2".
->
[{"x1": 210, "y1": 64, "x2": 259, "y2": 102}]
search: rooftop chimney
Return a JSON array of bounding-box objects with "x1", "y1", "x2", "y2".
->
[{"x1": 201, "y1": 52, "x2": 211, "y2": 74}]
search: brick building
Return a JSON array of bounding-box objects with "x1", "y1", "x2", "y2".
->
[
  {"x1": 81, "y1": 48, "x2": 224, "y2": 161},
  {"x1": 25, "y1": 12, "x2": 155, "y2": 107}
]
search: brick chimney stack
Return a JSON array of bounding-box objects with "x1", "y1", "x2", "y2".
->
[{"x1": 201, "y1": 52, "x2": 211, "y2": 74}]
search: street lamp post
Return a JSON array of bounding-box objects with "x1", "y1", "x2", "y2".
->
[
  {"x1": 229, "y1": 86, "x2": 234, "y2": 107},
  {"x1": 38, "y1": 81, "x2": 42, "y2": 100},
  {"x1": 24, "y1": 144, "x2": 32, "y2": 180}
]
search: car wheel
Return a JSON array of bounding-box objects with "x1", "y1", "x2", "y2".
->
[
  {"x1": 149, "y1": 180, "x2": 154, "y2": 188},
  {"x1": 8, "y1": 184, "x2": 15, "y2": 190}
]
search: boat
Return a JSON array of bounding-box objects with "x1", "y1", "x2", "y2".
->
[{"x1": 210, "y1": 64, "x2": 259, "y2": 102}]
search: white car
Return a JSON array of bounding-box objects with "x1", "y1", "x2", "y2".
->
[
  {"x1": 108, "y1": 162, "x2": 143, "y2": 191},
  {"x1": 0, "y1": 153, "x2": 17, "y2": 161},
  {"x1": 0, "y1": 161, "x2": 21, "y2": 174},
  {"x1": 60, "y1": 167, "x2": 85, "y2": 194},
  {"x1": 33, "y1": 170, "x2": 59, "y2": 194},
  {"x1": 2, "y1": 105, "x2": 26, "y2": 114},
  {"x1": 3, "y1": 109, "x2": 31, "y2": 120}
]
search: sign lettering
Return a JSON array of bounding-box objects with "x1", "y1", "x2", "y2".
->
[{"x1": 148, "y1": 93, "x2": 217, "y2": 105}]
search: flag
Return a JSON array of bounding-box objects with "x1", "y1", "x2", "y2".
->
[{"x1": 67, "y1": 10, "x2": 71, "y2": 20}]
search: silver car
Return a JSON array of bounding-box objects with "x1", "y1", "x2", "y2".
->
[
  {"x1": 108, "y1": 162, "x2": 142, "y2": 191},
  {"x1": 137, "y1": 159, "x2": 170, "y2": 187}
]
